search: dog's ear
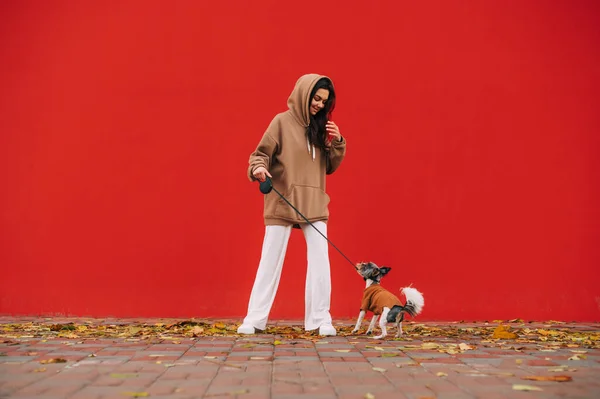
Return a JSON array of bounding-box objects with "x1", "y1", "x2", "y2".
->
[{"x1": 380, "y1": 266, "x2": 391, "y2": 275}]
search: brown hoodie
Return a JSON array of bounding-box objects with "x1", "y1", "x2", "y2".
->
[{"x1": 247, "y1": 74, "x2": 347, "y2": 226}]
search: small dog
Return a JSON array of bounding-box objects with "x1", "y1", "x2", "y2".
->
[{"x1": 351, "y1": 262, "x2": 424, "y2": 339}]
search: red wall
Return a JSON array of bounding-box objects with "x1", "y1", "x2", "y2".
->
[{"x1": 1, "y1": 1, "x2": 599, "y2": 321}]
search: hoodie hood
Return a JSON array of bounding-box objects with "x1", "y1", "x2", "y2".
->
[{"x1": 287, "y1": 73, "x2": 332, "y2": 127}]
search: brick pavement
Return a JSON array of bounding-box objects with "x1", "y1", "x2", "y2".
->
[{"x1": 1, "y1": 318, "x2": 599, "y2": 399}]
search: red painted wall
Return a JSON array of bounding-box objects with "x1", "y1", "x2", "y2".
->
[{"x1": 1, "y1": 1, "x2": 599, "y2": 321}]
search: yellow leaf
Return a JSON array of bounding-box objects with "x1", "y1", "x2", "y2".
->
[
  {"x1": 192, "y1": 326, "x2": 204, "y2": 336},
  {"x1": 111, "y1": 373, "x2": 139, "y2": 379},
  {"x1": 421, "y1": 342, "x2": 440, "y2": 349},
  {"x1": 374, "y1": 346, "x2": 384, "y2": 351},
  {"x1": 547, "y1": 366, "x2": 567, "y2": 372},
  {"x1": 213, "y1": 322, "x2": 226, "y2": 329},
  {"x1": 40, "y1": 358, "x2": 67, "y2": 364},
  {"x1": 570, "y1": 350, "x2": 587, "y2": 354},
  {"x1": 273, "y1": 340, "x2": 283, "y2": 345},
  {"x1": 516, "y1": 359, "x2": 523, "y2": 365},
  {"x1": 568, "y1": 354, "x2": 586, "y2": 360},
  {"x1": 512, "y1": 384, "x2": 543, "y2": 391},
  {"x1": 33, "y1": 368, "x2": 47, "y2": 373},
  {"x1": 522, "y1": 375, "x2": 572, "y2": 382},
  {"x1": 458, "y1": 343, "x2": 473, "y2": 351},
  {"x1": 365, "y1": 393, "x2": 375, "y2": 399},
  {"x1": 493, "y1": 325, "x2": 518, "y2": 339},
  {"x1": 381, "y1": 353, "x2": 398, "y2": 357},
  {"x1": 372, "y1": 367, "x2": 386, "y2": 372},
  {"x1": 537, "y1": 329, "x2": 561, "y2": 336},
  {"x1": 122, "y1": 392, "x2": 149, "y2": 397},
  {"x1": 436, "y1": 372, "x2": 448, "y2": 377},
  {"x1": 335, "y1": 349, "x2": 350, "y2": 353}
]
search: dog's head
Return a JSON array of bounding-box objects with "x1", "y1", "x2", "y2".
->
[{"x1": 355, "y1": 262, "x2": 391, "y2": 283}]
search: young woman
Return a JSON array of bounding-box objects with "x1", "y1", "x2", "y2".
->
[{"x1": 238, "y1": 74, "x2": 346, "y2": 336}]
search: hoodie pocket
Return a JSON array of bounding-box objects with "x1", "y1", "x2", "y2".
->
[{"x1": 275, "y1": 184, "x2": 330, "y2": 221}]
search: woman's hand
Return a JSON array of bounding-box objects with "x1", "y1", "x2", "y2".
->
[
  {"x1": 252, "y1": 166, "x2": 272, "y2": 182},
  {"x1": 325, "y1": 121, "x2": 341, "y2": 148}
]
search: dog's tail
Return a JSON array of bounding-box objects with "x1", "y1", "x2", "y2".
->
[{"x1": 400, "y1": 287, "x2": 424, "y2": 317}]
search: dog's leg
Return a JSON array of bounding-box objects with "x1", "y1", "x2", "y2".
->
[
  {"x1": 366, "y1": 314, "x2": 378, "y2": 335},
  {"x1": 373, "y1": 308, "x2": 390, "y2": 340},
  {"x1": 395, "y1": 318, "x2": 403, "y2": 338},
  {"x1": 352, "y1": 310, "x2": 366, "y2": 334}
]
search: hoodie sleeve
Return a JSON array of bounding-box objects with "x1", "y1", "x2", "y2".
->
[
  {"x1": 326, "y1": 135, "x2": 347, "y2": 175},
  {"x1": 247, "y1": 131, "x2": 279, "y2": 182}
]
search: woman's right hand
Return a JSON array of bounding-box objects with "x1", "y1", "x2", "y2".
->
[{"x1": 252, "y1": 166, "x2": 272, "y2": 182}]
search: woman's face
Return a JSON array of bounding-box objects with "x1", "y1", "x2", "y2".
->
[{"x1": 310, "y1": 88, "x2": 329, "y2": 116}]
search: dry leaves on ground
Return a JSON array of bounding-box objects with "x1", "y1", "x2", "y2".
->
[{"x1": 0, "y1": 320, "x2": 598, "y2": 349}]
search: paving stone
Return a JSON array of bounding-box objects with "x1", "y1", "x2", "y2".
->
[{"x1": 1, "y1": 318, "x2": 599, "y2": 399}]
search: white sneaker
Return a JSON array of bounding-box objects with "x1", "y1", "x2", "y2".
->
[
  {"x1": 237, "y1": 324, "x2": 255, "y2": 334},
  {"x1": 319, "y1": 324, "x2": 336, "y2": 336}
]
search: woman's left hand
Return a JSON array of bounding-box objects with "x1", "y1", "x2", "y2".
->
[{"x1": 325, "y1": 121, "x2": 341, "y2": 147}]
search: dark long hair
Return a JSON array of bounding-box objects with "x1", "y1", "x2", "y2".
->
[{"x1": 307, "y1": 78, "x2": 336, "y2": 150}]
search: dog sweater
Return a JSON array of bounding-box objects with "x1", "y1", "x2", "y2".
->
[{"x1": 360, "y1": 284, "x2": 402, "y2": 315}]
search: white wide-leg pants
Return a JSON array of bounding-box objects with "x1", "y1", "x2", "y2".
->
[{"x1": 241, "y1": 221, "x2": 333, "y2": 331}]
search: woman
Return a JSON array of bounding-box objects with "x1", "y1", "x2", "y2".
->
[{"x1": 237, "y1": 74, "x2": 346, "y2": 336}]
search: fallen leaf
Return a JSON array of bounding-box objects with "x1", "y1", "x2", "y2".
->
[
  {"x1": 516, "y1": 359, "x2": 523, "y2": 365},
  {"x1": 458, "y1": 343, "x2": 473, "y2": 351},
  {"x1": 372, "y1": 367, "x2": 386, "y2": 372},
  {"x1": 436, "y1": 372, "x2": 448, "y2": 377},
  {"x1": 568, "y1": 354, "x2": 587, "y2": 361},
  {"x1": 33, "y1": 368, "x2": 47, "y2": 373},
  {"x1": 40, "y1": 358, "x2": 67, "y2": 364},
  {"x1": 493, "y1": 325, "x2": 518, "y2": 339},
  {"x1": 570, "y1": 350, "x2": 587, "y2": 354},
  {"x1": 335, "y1": 349, "x2": 350, "y2": 353},
  {"x1": 381, "y1": 353, "x2": 398, "y2": 357},
  {"x1": 365, "y1": 394, "x2": 375, "y2": 399},
  {"x1": 273, "y1": 340, "x2": 283, "y2": 345},
  {"x1": 110, "y1": 373, "x2": 139, "y2": 379},
  {"x1": 512, "y1": 384, "x2": 543, "y2": 391},
  {"x1": 122, "y1": 392, "x2": 149, "y2": 397},
  {"x1": 522, "y1": 375, "x2": 572, "y2": 382}
]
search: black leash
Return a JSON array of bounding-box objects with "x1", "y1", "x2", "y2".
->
[{"x1": 259, "y1": 177, "x2": 357, "y2": 270}]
